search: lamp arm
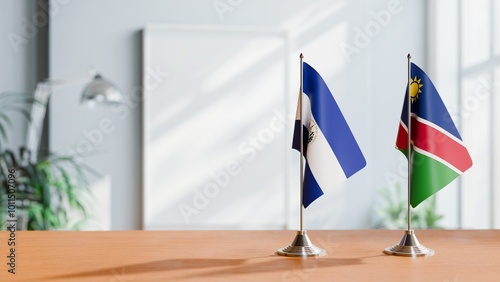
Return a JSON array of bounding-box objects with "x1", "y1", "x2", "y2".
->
[
  {"x1": 43, "y1": 68, "x2": 96, "y2": 91},
  {"x1": 25, "y1": 82, "x2": 51, "y2": 162}
]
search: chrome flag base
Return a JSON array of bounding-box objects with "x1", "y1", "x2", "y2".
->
[
  {"x1": 277, "y1": 230, "x2": 326, "y2": 257},
  {"x1": 384, "y1": 230, "x2": 434, "y2": 257}
]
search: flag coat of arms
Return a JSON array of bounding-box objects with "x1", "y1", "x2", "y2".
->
[
  {"x1": 293, "y1": 62, "x2": 366, "y2": 208},
  {"x1": 396, "y1": 62, "x2": 473, "y2": 208}
]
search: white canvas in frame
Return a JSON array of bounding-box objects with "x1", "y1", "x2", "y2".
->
[{"x1": 142, "y1": 24, "x2": 290, "y2": 229}]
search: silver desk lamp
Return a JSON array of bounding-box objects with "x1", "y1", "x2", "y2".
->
[{"x1": 26, "y1": 69, "x2": 122, "y2": 162}]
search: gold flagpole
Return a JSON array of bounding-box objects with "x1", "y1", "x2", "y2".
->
[
  {"x1": 384, "y1": 54, "x2": 434, "y2": 257},
  {"x1": 277, "y1": 53, "x2": 325, "y2": 257}
]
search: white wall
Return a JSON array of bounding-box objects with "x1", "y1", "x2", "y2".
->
[
  {"x1": 427, "y1": 0, "x2": 461, "y2": 229},
  {"x1": 0, "y1": 0, "x2": 38, "y2": 150},
  {"x1": 49, "y1": 0, "x2": 425, "y2": 230}
]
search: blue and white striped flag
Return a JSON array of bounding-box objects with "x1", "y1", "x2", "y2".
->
[{"x1": 292, "y1": 62, "x2": 366, "y2": 208}]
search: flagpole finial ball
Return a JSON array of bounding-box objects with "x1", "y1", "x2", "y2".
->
[
  {"x1": 300, "y1": 53, "x2": 303, "y2": 59},
  {"x1": 407, "y1": 53, "x2": 411, "y2": 59}
]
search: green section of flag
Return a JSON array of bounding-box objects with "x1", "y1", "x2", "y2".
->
[{"x1": 409, "y1": 150, "x2": 459, "y2": 208}]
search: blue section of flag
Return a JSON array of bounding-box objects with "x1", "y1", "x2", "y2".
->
[
  {"x1": 303, "y1": 163, "x2": 324, "y2": 207},
  {"x1": 400, "y1": 63, "x2": 462, "y2": 140},
  {"x1": 292, "y1": 120, "x2": 309, "y2": 156},
  {"x1": 292, "y1": 62, "x2": 366, "y2": 208}
]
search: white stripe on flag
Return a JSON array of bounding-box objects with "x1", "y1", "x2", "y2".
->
[{"x1": 302, "y1": 94, "x2": 347, "y2": 192}]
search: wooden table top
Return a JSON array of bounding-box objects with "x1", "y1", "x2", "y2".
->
[{"x1": 0, "y1": 229, "x2": 499, "y2": 281}]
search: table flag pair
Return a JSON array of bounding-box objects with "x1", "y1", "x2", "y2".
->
[{"x1": 277, "y1": 54, "x2": 473, "y2": 257}]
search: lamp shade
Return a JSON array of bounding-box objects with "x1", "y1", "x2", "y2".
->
[{"x1": 81, "y1": 74, "x2": 122, "y2": 106}]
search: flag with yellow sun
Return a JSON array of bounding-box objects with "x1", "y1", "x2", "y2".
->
[{"x1": 395, "y1": 62, "x2": 473, "y2": 208}]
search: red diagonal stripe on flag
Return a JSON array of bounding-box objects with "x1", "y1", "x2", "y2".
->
[
  {"x1": 411, "y1": 117, "x2": 472, "y2": 172},
  {"x1": 396, "y1": 121, "x2": 408, "y2": 149},
  {"x1": 395, "y1": 118, "x2": 473, "y2": 173}
]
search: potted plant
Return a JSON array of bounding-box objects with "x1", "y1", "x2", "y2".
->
[{"x1": 0, "y1": 92, "x2": 95, "y2": 230}]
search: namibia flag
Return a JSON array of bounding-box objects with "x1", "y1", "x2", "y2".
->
[{"x1": 396, "y1": 63, "x2": 473, "y2": 208}]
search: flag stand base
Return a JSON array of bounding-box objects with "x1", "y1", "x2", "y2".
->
[
  {"x1": 383, "y1": 230, "x2": 434, "y2": 257},
  {"x1": 277, "y1": 230, "x2": 326, "y2": 257}
]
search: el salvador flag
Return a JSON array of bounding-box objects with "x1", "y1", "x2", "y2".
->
[{"x1": 292, "y1": 62, "x2": 366, "y2": 208}]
